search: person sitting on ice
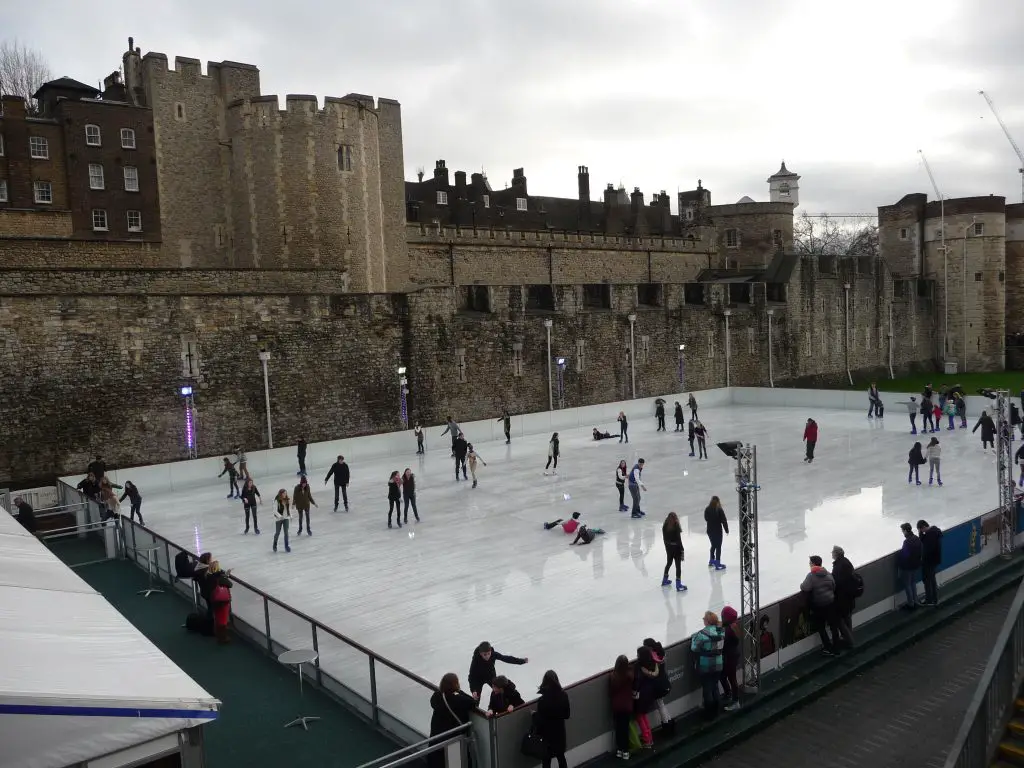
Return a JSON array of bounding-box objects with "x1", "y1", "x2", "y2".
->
[
  {"x1": 544, "y1": 511, "x2": 583, "y2": 532},
  {"x1": 593, "y1": 428, "x2": 614, "y2": 441}
]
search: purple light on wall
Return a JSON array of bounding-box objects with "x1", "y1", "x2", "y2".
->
[{"x1": 185, "y1": 400, "x2": 194, "y2": 451}]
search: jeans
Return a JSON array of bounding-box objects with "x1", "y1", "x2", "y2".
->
[
  {"x1": 901, "y1": 568, "x2": 918, "y2": 607},
  {"x1": 664, "y1": 547, "x2": 682, "y2": 580},
  {"x1": 868, "y1": 399, "x2": 879, "y2": 417},
  {"x1": 404, "y1": 494, "x2": 419, "y2": 522},
  {"x1": 228, "y1": 477, "x2": 239, "y2": 496},
  {"x1": 700, "y1": 671, "x2": 720, "y2": 715},
  {"x1": 243, "y1": 503, "x2": 259, "y2": 532},
  {"x1": 928, "y1": 458, "x2": 941, "y2": 483},
  {"x1": 908, "y1": 464, "x2": 920, "y2": 483},
  {"x1": 298, "y1": 454, "x2": 306, "y2": 475},
  {"x1": 805, "y1": 440, "x2": 816, "y2": 461},
  {"x1": 545, "y1": 455, "x2": 558, "y2": 470},
  {"x1": 629, "y1": 484, "x2": 641, "y2": 514},
  {"x1": 296, "y1": 508, "x2": 311, "y2": 532},
  {"x1": 129, "y1": 500, "x2": 143, "y2": 523},
  {"x1": 708, "y1": 533, "x2": 722, "y2": 564},
  {"x1": 923, "y1": 413, "x2": 933, "y2": 431},
  {"x1": 910, "y1": 414, "x2": 917, "y2": 431},
  {"x1": 720, "y1": 657, "x2": 739, "y2": 699},
  {"x1": 417, "y1": 436, "x2": 424, "y2": 454},
  {"x1": 388, "y1": 499, "x2": 401, "y2": 526},
  {"x1": 697, "y1": 437, "x2": 707, "y2": 459},
  {"x1": 455, "y1": 456, "x2": 468, "y2": 479},
  {"x1": 273, "y1": 518, "x2": 290, "y2": 550},
  {"x1": 811, "y1": 603, "x2": 842, "y2": 652},
  {"x1": 620, "y1": 423, "x2": 628, "y2": 443},
  {"x1": 612, "y1": 711, "x2": 632, "y2": 754},
  {"x1": 688, "y1": 437, "x2": 695, "y2": 455},
  {"x1": 617, "y1": 484, "x2": 625, "y2": 508},
  {"x1": 922, "y1": 563, "x2": 939, "y2": 604},
  {"x1": 657, "y1": 415, "x2": 666, "y2": 431},
  {"x1": 333, "y1": 483, "x2": 348, "y2": 510}
]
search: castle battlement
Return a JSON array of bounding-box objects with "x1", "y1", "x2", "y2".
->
[
  {"x1": 224, "y1": 93, "x2": 396, "y2": 123},
  {"x1": 406, "y1": 222, "x2": 711, "y2": 253},
  {"x1": 141, "y1": 52, "x2": 259, "y2": 80}
]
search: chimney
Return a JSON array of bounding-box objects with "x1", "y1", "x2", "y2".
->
[
  {"x1": 578, "y1": 166, "x2": 590, "y2": 202},
  {"x1": 470, "y1": 172, "x2": 484, "y2": 187},
  {"x1": 659, "y1": 190, "x2": 671, "y2": 209},
  {"x1": 454, "y1": 171, "x2": 467, "y2": 195},
  {"x1": 630, "y1": 187, "x2": 644, "y2": 212},
  {"x1": 102, "y1": 71, "x2": 127, "y2": 101},
  {"x1": 512, "y1": 167, "x2": 527, "y2": 195},
  {"x1": 604, "y1": 183, "x2": 617, "y2": 206},
  {"x1": 0, "y1": 95, "x2": 26, "y2": 118},
  {"x1": 433, "y1": 159, "x2": 449, "y2": 186}
]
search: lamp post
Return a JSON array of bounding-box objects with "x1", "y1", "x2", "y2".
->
[
  {"x1": 678, "y1": 343, "x2": 686, "y2": 390},
  {"x1": 843, "y1": 283, "x2": 853, "y2": 386},
  {"x1": 627, "y1": 313, "x2": 637, "y2": 399},
  {"x1": 179, "y1": 385, "x2": 197, "y2": 459},
  {"x1": 398, "y1": 366, "x2": 409, "y2": 428},
  {"x1": 556, "y1": 357, "x2": 567, "y2": 409},
  {"x1": 543, "y1": 319, "x2": 553, "y2": 412},
  {"x1": 766, "y1": 309, "x2": 774, "y2": 388},
  {"x1": 723, "y1": 310, "x2": 732, "y2": 387},
  {"x1": 258, "y1": 350, "x2": 273, "y2": 449},
  {"x1": 962, "y1": 218, "x2": 975, "y2": 374}
]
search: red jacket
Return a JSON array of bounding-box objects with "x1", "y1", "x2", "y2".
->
[{"x1": 803, "y1": 421, "x2": 818, "y2": 442}]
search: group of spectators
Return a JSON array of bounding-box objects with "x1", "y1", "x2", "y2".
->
[{"x1": 75, "y1": 456, "x2": 144, "y2": 524}]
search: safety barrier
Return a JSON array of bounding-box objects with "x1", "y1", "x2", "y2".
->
[{"x1": 355, "y1": 723, "x2": 473, "y2": 768}]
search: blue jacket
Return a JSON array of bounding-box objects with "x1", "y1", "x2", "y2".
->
[{"x1": 690, "y1": 625, "x2": 724, "y2": 674}]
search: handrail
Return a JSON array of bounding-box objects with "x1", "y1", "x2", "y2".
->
[
  {"x1": 39, "y1": 520, "x2": 112, "y2": 538},
  {"x1": 357, "y1": 731, "x2": 472, "y2": 768},
  {"x1": 355, "y1": 723, "x2": 470, "y2": 768},
  {"x1": 943, "y1": 573, "x2": 1024, "y2": 767}
]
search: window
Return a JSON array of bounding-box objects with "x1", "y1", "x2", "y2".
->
[
  {"x1": 526, "y1": 285, "x2": 555, "y2": 311},
  {"x1": 974, "y1": 222, "x2": 985, "y2": 236},
  {"x1": 436, "y1": 190, "x2": 448, "y2": 206},
  {"x1": 123, "y1": 166, "x2": 139, "y2": 192},
  {"x1": 29, "y1": 136, "x2": 49, "y2": 159},
  {"x1": 88, "y1": 163, "x2": 105, "y2": 190},
  {"x1": 0, "y1": 134, "x2": 4, "y2": 155},
  {"x1": 0, "y1": 179, "x2": 6, "y2": 202},
  {"x1": 772, "y1": 229, "x2": 783, "y2": 248},
  {"x1": 126, "y1": 210, "x2": 142, "y2": 232},
  {"x1": 337, "y1": 144, "x2": 352, "y2": 171},
  {"x1": 85, "y1": 124, "x2": 101, "y2": 146},
  {"x1": 175, "y1": 103, "x2": 186, "y2": 121},
  {"x1": 91, "y1": 209, "x2": 108, "y2": 231},
  {"x1": 516, "y1": 197, "x2": 527, "y2": 212},
  {"x1": 778, "y1": 182, "x2": 791, "y2": 197},
  {"x1": 975, "y1": 272, "x2": 983, "y2": 282},
  {"x1": 747, "y1": 327, "x2": 755, "y2": 354},
  {"x1": 482, "y1": 195, "x2": 490, "y2": 209},
  {"x1": 512, "y1": 344, "x2": 523, "y2": 377},
  {"x1": 120, "y1": 128, "x2": 136, "y2": 149},
  {"x1": 899, "y1": 227, "x2": 909, "y2": 241},
  {"x1": 729, "y1": 283, "x2": 751, "y2": 304},
  {"x1": 804, "y1": 330, "x2": 812, "y2": 357},
  {"x1": 725, "y1": 228, "x2": 739, "y2": 248},
  {"x1": 576, "y1": 339, "x2": 586, "y2": 372},
  {"x1": 637, "y1": 283, "x2": 662, "y2": 307},
  {"x1": 456, "y1": 348, "x2": 467, "y2": 384},
  {"x1": 639, "y1": 335, "x2": 650, "y2": 365},
  {"x1": 707, "y1": 330, "x2": 715, "y2": 359},
  {"x1": 462, "y1": 285, "x2": 491, "y2": 313},
  {"x1": 33, "y1": 181, "x2": 52, "y2": 204},
  {"x1": 685, "y1": 208, "x2": 694, "y2": 221},
  {"x1": 683, "y1": 283, "x2": 705, "y2": 305},
  {"x1": 581, "y1": 284, "x2": 611, "y2": 309}
]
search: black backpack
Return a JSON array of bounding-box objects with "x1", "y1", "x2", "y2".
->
[
  {"x1": 851, "y1": 572, "x2": 864, "y2": 598},
  {"x1": 174, "y1": 550, "x2": 195, "y2": 579}
]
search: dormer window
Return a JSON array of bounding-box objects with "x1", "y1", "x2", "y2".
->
[
  {"x1": 516, "y1": 197, "x2": 527, "y2": 212},
  {"x1": 436, "y1": 191, "x2": 448, "y2": 205},
  {"x1": 482, "y1": 195, "x2": 490, "y2": 209}
]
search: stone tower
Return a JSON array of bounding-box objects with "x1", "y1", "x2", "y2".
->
[{"x1": 767, "y1": 161, "x2": 800, "y2": 207}]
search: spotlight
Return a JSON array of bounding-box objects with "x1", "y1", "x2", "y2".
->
[
  {"x1": 717, "y1": 440, "x2": 743, "y2": 458},
  {"x1": 179, "y1": 385, "x2": 193, "y2": 396},
  {"x1": 556, "y1": 357, "x2": 566, "y2": 366},
  {"x1": 678, "y1": 344, "x2": 686, "y2": 351},
  {"x1": 397, "y1": 366, "x2": 407, "y2": 375}
]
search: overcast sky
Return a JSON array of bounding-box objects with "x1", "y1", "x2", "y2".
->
[{"x1": 9, "y1": 0, "x2": 1024, "y2": 214}]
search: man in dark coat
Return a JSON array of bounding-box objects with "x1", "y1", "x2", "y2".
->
[
  {"x1": 13, "y1": 497, "x2": 36, "y2": 534},
  {"x1": 973, "y1": 411, "x2": 996, "y2": 450},
  {"x1": 917, "y1": 519, "x2": 943, "y2": 606},
  {"x1": 297, "y1": 437, "x2": 307, "y2": 476},
  {"x1": 831, "y1": 545, "x2": 857, "y2": 646},
  {"x1": 898, "y1": 522, "x2": 923, "y2": 610},
  {"x1": 453, "y1": 433, "x2": 469, "y2": 481},
  {"x1": 87, "y1": 456, "x2": 106, "y2": 481},
  {"x1": 324, "y1": 455, "x2": 350, "y2": 511}
]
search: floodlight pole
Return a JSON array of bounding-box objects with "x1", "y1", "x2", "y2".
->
[
  {"x1": 735, "y1": 443, "x2": 761, "y2": 693},
  {"x1": 258, "y1": 350, "x2": 273, "y2": 449},
  {"x1": 544, "y1": 319, "x2": 553, "y2": 412},
  {"x1": 995, "y1": 390, "x2": 1016, "y2": 556},
  {"x1": 628, "y1": 313, "x2": 637, "y2": 399}
]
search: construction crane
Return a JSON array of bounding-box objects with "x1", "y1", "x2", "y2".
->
[
  {"x1": 979, "y1": 90, "x2": 1024, "y2": 204},
  {"x1": 918, "y1": 149, "x2": 948, "y2": 361}
]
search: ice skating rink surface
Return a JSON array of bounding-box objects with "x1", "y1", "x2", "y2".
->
[{"x1": 135, "y1": 404, "x2": 1001, "y2": 730}]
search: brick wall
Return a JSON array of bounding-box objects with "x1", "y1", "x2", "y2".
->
[
  {"x1": 0, "y1": 239, "x2": 168, "y2": 268},
  {"x1": 0, "y1": 210, "x2": 72, "y2": 238},
  {"x1": 0, "y1": 99, "x2": 69, "y2": 211}
]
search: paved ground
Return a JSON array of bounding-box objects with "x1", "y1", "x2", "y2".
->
[{"x1": 699, "y1": 589, "x2": 1014, "y2": 767}]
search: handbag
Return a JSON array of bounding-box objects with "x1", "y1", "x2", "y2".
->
[{"x1": 521, "y1": 714, "x2": 548, "y2": 759}]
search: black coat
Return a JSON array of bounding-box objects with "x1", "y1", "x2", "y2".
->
[
  {"x1": 535, "y1": 687, "x2": 570, "y2": 755},
  {"x1": 704, "y1": 505, "x2": 729, "y2": 537},
  {"x1": 674, "y1": 404, "x2": 684, "y2": 424},
  {"x1": 403, "y1": 474, "x2": 416, "y2": 497},
  {"x1": 832, "y1": 555, "x2": 857, "y2": 613},
  {"x1": 388, "y1": 479, "x2": 401, "y2": 502},
  {"x1": 467, "y1": 650, "x2": 527, "y2": 696},
  {"x1": 663, "y1": 524, "x2": 683, "y2": 554},
  {"x1": 87, "y1": 459, "x2": 106, "y2": 479},
  {"x1": 486, "y1": 682, "x2": 525, "y2": 713},
  {"x1": 921, "y1": 526, "x2": 943, "y2": 567},
  {"x1": 655, "y1": 404, "x2": 665, "y2": 418},
  {"x1": 325, "y1": 461, "x2": 350, "y2": 486},
  {"x1": 908, "y1": 445, "x2": 925, "y2": 465},
  {"x1": 297, "y1": 439, "x2": 307, "y2": 458},
  {"x1": 454, "y1": 438, "x2": 468, "y2": 459},
  {"x1": 633, "y1": 662, "x2": 659, "y2": 712},
  {"x1": 973, "y1": 415, "x2": 996, "y2": 442},
  {"x1": 429, "y1": 690, "x2": 475, "y2": 737},
  {"x1": 15, "y1": 501, "x2": 36, "y2": 533},
  {"x1": 239, "y1": 485, "x2": 260, "y2": 505}
]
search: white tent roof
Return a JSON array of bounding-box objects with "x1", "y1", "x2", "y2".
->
[{"x1": 0, "y1": 511, "x2": 219, "y2": 768}]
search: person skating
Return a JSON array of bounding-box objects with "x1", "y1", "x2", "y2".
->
[
  {"x1": 899, "y1": 396, "x2": 919, "y2": 434},
  {"x1": 467, "y1": 443, "x2": 487, "y2": 488},
  {"x1": 296, "y1": 437, "x2": 307, "y2": 476},
  {"x1": 956, "y1": 392, "x2": 968, "y2": 428},
  {"x1": 118, "y1": 481, "x2": 144, "y2": 524},
  {"x1": 867, "y1": 382, "x2": 881, "y2": 418},
  {"x1": 704, "y1": 496, "x2": 729, "y2": 570},
  {"x1": 293, "y1": 476, "x2": 318, "y2": 536},
  {"x1": 239, "y1": 478, "x2": 261, "y2": 534},
  {"x1": 402, "y1": 468, "x2": 420, "y2": 523},
  {"x1": 496, "y1": 409, "x2": 512, "y2": 444},
  {"x1": 694, "y1": 419, "x2": 709, "y2": 460},
  {"x1": 655, "y1": 400, "x2": 666, "y2": 432},
  {"x1": 799, "y1": 555, "x2": 846, "y2": 656},
  {"x1": 932, "y1": 402, "x2": 942, "y2": 433},
  {"x1": 661, "y1": 511, "x2": 687, "y2": 591},
  {"x1": 973, "y1": 410, "x2": 996, "y2": 450},
  {"x1": 628, "y1": 458, "x2": 647, "y2": 518},
  {"x1": 272, "y1": 489, "x2": 291, "y2": 552},
  {"x1": 615, "y1": 460, "x2": 628, "y2": 512},
  {"x1": 232, "y1": 445, "x2": 250, "y2": 482},
  {"x1": 917, "y1": 519, "x2": 943, "y2": 606},
  {"x1": 944, "y1": 397, "x2": 956, "y2": 430},
  {"x1": 920, "y1": 395, "x2": 934, "y2": 434},
  {"x1": 617, "y1": 411, "x2": 629, "y2": 443},
  {"x1": 324, "y1": 455, "x2": 350, "y2": 511},
  {"x1": 387, "y1": 470, "x2": 403, "y2": 528},
  {"x1": 219, "y1": 457, "x2": 240, "y2": 498},
  {"x1": 414, "y1": 422, "x2": 425, "y2": 454},
  {"x1": 898, "y1": 522, "x2": 922, "y2": 610},
  {"x1": 926, "y1": 437, "x2": 942, "y2": 486},
  {"x1": 688, "y1": 418, "x2": 696, "y2": 457},
  {"x1": 441, "y1": 416, "x2": 460, "y2": 457},
  {"x1": 454, "y1": 432, "x2": 469, "y2": 481},
  {"x1": 592, "y1": 428, "x2": 614, "y2": 440},
  {"x1": 674, "y1": 401, "x2": 684, "y2": 432},
  {"x1": 544, "y1": 432, "x2": 560, "y2": 475},
  {"x1": 467, "y1": 641, "x2": 528, "y2": 701},
  {"x1": 803, "y1": 418, "x2": 818, "y2": 463},
  {"x1": 569, "y1": 518, "x2": 605, "y2": 545},
  {"x1": 908, "y1": 442, "x2": 925, "y2": 485},
  {"x1": 688, "y1": 393, "x2": 698, "y2": 421}
]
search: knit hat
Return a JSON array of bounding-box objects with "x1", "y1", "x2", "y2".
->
[
  {"x1": 571, "y1": 511, "x2": 581, "y2": 520},
  {"x1": 722, "y1": 606, "x2": 738, "y2": 624}
]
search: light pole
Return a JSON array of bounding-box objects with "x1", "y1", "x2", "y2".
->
[
  {"x1": 258, "y1": 350, "x2": 273, "y2": 449},
  {"x1": 723, "y1": 310, "x2": 732, "y2": 387},
  {"x1": 398, "y1": 366, "x2": 409, "y2": 428},
  {"x1": 543, "y1": 319, "x2": 553, "y2": 411},
  {"x1": 919, "y1": 149, "x2": 947, "y2": 361},
  {"x1": 843, "y1": 283, "x2": 853, "y2": 386},
  {"x1": 179, "y1": 385, "x2": 197, "y2": 459},
  {"x1": 962, "y1": 217, "x2": 976, "y2": 374},
  {"x1": 556, "y1": 356, "x2": 567, "y2": 409},
  {"x1": 627, "y1": 312, "x2": 637, "y2": 399},
  {"x1": 678, "y1": 343, "x2": 686, "y2": 390},
  {"x1": 766, "y1": 309, "x2": 775, "y2": 387}
]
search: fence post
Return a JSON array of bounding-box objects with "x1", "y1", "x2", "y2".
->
[
  {"x1": 263, "y1": 597, "x2": 273, "y2": 655},
  {"x1": 369, "y1": 656, "x2": 380, "y2": 726},
  {"x1": 311, "y1": 624, "x2": 322, "y2": 686}
]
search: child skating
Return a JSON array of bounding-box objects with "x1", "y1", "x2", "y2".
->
[
  {"x1": 926, "y1": 437, "x2": 942, "y2": 486},
  {"x1": 908, "y1": 442, "x2": 925, "y2": 485},
  {"x1": 932, "y1": 402, "x2": 942, "y2": 434},
  {"x1": 467, "y1": 443, "x2": 487, "y2": 488},
  {"x1": 944, "y1": 397, "x2": 956, "y2": 431},
  {"x1": 803, "y1": 418, "x2": 818, "y2": 463},
  {"x1": 899, "y1": 396, "x2": 918, "y2": 434}
]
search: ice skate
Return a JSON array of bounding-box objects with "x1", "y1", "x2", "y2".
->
[
  {"x1": 472, "y1": 479, "x2": 478, "y2": 488},
  {"x1": 661, "y1": 576, "x2": 672, "y2": 587},
  {"x1": 676, "y1": 580, "x2": 687, "y2": 592},
  {"x1": 631, "y1": 512, "x2": 643, "y2": 519},
  {"x1": 714, "y1": 561, "x2": 727, "y2": 571}
]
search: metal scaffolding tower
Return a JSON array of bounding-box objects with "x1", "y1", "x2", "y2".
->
[
  {"x1": 994, "y1": 391, "x2": 1017, "y2": 556},
  {"x1": 735, "y1": 444, "x2": 761, "y2": 692}
]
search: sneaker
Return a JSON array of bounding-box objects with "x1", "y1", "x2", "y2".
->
[
  {"x1": 822, "y1": 649, "x2": 839, "y2": 657},
  {"x1": 724, "y1": 702, "x2": 742, "y2": 712}
]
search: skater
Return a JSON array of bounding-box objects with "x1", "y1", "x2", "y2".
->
[
  {"x1": 454, "y1": 432, "x2": 469, "y2": 481},
  {"x1": 867, "y1": 382, "x2": 881, "y2": 418},
  {"x1": 694, "y1": 419, "x2": 709, "y2": 460},
  {"x1": 688, "y1": 393, "x2": 698, "y2": 421},
  {"x1": 118, "y1": 481, "x2": 144, "y2": 524},
  {"x1": 908, "y1": 441, "x2": 925, "y2": 485},
  {"x1": 900, "y1": 396, "x2": 919, "y2": 434},
  {"x1": 467, "y1": 443, "x2": 487, "y2": 488},
  {"x1": 628, "y1": 458, "x2": 647, "y2": 518},
  {"x1": 592, "y1": 428, "x2": 614, "y2": 440},
  {"x1": 661, "y1": 511, "x2": 687, "y2": 591},
  {"x1": 544, "y1": 511, "x2": 583, "y2": 533},
  {"x1": 920, "y1": 395, "x2": 934, "y2": 434},
  {"x1": 239, "y1": 477, "x2": 261, "y2": 534},
  {"x1": 272, "y1": 489, "x2": 291, "y2": 552},
  {"x1": 324, "y1": 455, "x2": 350, "y2": 511},
  {"x1": 402, "y1": 468, "x2": 420, "y2": 523},
  {"x1": 944, "y1": 396, "x2": 956, "y2": 430},
  {"x1": 956, "y1": 392, "x2": 968, "y2": 428},
  {"x1": 232, "y1": 445, "x2": 250, "y2": 482},
  {"x1": 655, "y1": 400, "x2": 666, "y2": 432},
  {"x1": 569, "y1": 518, "x2": 605, "y2": 545},
  {"x1": 674, "y1": 401, "x2": 684, "y2": 432},
  {"x1": 293, "y1": 476, "x2": 317, "y2": 535},
  {"x1": 618, "y1": 411, "x2": 629, "y2": 443},
  {"x1": 544, "y1": 432, "x2": 560, "y2": 475},
  {"x1": 973, "y1": 410, "x2": 996, "y2": 450},
  {"x1": 441, "y1": 416, "x2": 460, "y2": 457},
  {"x1": 932, "y1": 402, "x2": 942, "y2": 433},
  {"x1": 387, "y1": 470, "x2": 403, "y2": 528},
  {"x1": 688, "y1": 418, "x2": 696, "y2": 457},
  {"x1": 219, "y1": 457, "x2": 240, "y2": 498},
  {"x1": 615, "y1": 460, "x2": 628, "y2": 511},
  {"x1": 297, "y1": 436, "x2": 307, "y2": 476},
  {"x1": 926, "y1": 437, "x2": 942, "y2": 486},
  {"x1": 496, "y1": 409, "x2": 512, "y2": 444},
  {"x1": 414, "y1": 422, "x2": 425, "y2": 454},
  {"x1": 705, "y1": 496, "x2": 729, "y2": 570},
  {"x1": 803, "y1": 418, "x2": 818, "y2": 463},
  {"x1": 467, "y1": 641, "x2": 528, "y2": 701}
]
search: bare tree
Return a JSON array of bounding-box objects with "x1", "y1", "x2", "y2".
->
[
  {"x1": 792, "y1": 211, "x2": 878, "y2": 258},
  {"x1": 0, "y1": 39, "x2": 51, "y2": 114}
]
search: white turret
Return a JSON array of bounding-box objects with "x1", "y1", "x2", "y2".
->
[{"x1": 767, "y1": 161, "x2": 800, "y2": 207}]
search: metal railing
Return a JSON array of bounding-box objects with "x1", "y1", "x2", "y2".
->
[
  {"x1": 56, "y1": 480, "x2": 438, "y2": 743},
  {"x1": 355, "y1": 723, "x2": 473, "y2": 768},
  {"x1": 944, "y1": 574, "x2": 1024, "y2": 767}
]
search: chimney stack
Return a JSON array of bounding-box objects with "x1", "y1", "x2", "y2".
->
[
  {"x1": 454, "y1": 170, "x2": 467, "y2": 195},
  {"x1": 578, "y1": 166, "x2": 590, "y2": 202},
  {"x1": 433, "y1": 159, "x2": 449, "y2": 186},
  {"x1": 512, "y1": 167, "x2": 527, "y2": 196},
  {"x1": 604, "y1": 183, "x2": 617, "y2": 206},
  {"x1": 630, "y1": 187, "x2": 644, "y2": 212}
]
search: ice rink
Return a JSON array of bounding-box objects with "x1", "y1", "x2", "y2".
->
[{"x1": 129, "y1": 402, "x2": 1002, "y2": 731}]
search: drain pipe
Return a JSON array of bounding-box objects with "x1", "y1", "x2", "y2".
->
[
  {"x1": 543, "y1": 318, "x2": 553, "y2": 411},
  {"x1": 843, "y1": 283, "x2": 853, "y2": 386},
  {"x1": 627, "y1": 313, "x2": 637, "y2": 399},
  {"x1": 723, "y1": 309, "x2": 732, "y2": 387},
  {"x1": 258, "y1": 350, "x2": 274, "y2": 449},
  {"x1": 766, "y1": 309, "x2": 775, "y2": 387},
  {"x1": 887, "y1": 298, "x2": 895, "y2": 380}
]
